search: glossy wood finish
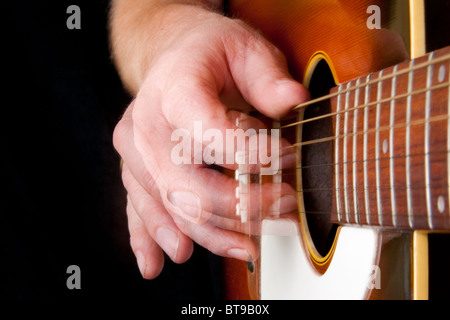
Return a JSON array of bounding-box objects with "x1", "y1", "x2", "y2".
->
[
  {"x1": 221, "y1": 257, "x2": 252, "y2": 300},
  {"x1": 229, "y1": 0, "x2": 409, "y2": 84},
  {"x1": 223, "y1": 0, "x2": 450, "y2": 300},
  {"x1": 224, "y1": 0, "x2": 411, "y2": 300},
  {"x1": 329, "y1": 47, "x2": 450, "y2": 230}
]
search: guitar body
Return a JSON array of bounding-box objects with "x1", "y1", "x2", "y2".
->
[{"x1": 224, "y1": 0, "x2": 450, "y2": 300}]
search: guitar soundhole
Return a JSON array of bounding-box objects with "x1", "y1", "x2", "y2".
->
[{"x1": 301, "y1": 59, "x2": 338, "y2": 258}]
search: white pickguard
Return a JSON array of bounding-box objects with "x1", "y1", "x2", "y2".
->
[{"x1": 260, "y1": 219, "x2": 379, "y2": 300}]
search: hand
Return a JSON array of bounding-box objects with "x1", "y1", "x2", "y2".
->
[{"x1": 111, "y1": 2, "x2": 309, "y2": 279}]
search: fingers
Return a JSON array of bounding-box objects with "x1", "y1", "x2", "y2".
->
[
  {"x1": 123, "y1": 164, "x2": 194, "y2": 265},
  {"x1": 113, "y1": 103, "x2": 163, "y2": 201},
  {"x1": 173, "y1": 212, "x2": 259, "y2": 261},
  {"x1": 124, "y1": 163, "x2": 259, "y2": 262},
  {"x1": 115, "y1": 98, "x2": 298, "y2": 229},
  {"x1": 223, "y1": 22, "x2": 310, "y2": 118},
  {"x1": 112, "y1": 16, "x2": 310, "y2": 277},
  {"x1": 127, "y1": 199, "x2": 164, "y2": 279}
]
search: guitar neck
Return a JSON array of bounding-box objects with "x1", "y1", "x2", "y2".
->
[{"x1": 329, "y1": 46, "x2": 450, "y2": 231}]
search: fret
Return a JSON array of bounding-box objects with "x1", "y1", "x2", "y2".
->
[
  {"x1": 343, "y1": 82, "x2": 352, "y2": 223},
  {"x1": 408, "y1": 54, "x2": 429, "y2": 229},
  {"x1": 363, "y1": 74, "x2": 372, "y2": 226},
  {"x1": 406, "y1": 60, "x2": 415, "y2": 228},
  {"x1": 377, "y1": 67, "x2": 395, "y2": 228},
  {"x1": 326, "y1": 46, "x2": 450, "y2": 230},
  {"x1": 335, "y1": 84, "x2": 344, "y2": 223},
  {"x1": 425, "y1": 52, "x2": 435, "y2": 229},
  {"x1": 389, "y1": 62, "x2": 410, "y2": 229},
  {"x1": 366, "y1": 70, "x2": 381, "y2": 226},
  {"x1": 448, "y1": 60, "x2": 450, "y2": 226},
  {"x1": 390, "y1": 65, "x2": 399, "y2": 228},
  {"x1": 375, "y1": 70, "x2": 384, "y2": 226},
  {"x1": 353, "y1": 79, "x2": 361, "y2": 225}
]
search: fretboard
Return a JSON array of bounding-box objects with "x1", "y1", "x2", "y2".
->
[{"x1": 330, "y1": 46, "x2": 450, "y2": 231}]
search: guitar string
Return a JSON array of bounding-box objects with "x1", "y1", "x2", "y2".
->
[
  {"x1": 249, "y1": 53, "x2": 450, "y2": 224},
  {"x1": 254, "y1": 151, "x2": 450, "y2": 220},
  {"x1": 239, "y1": 113, "x2": 450, "y2": 186},
  {"x1": 257, "y1": 205, "x2": 438, "y2": 219},
  {"x1": 281, "y1": 148, "x2": 450, "y2": 172},
  {"x1": 290, "y1": 112, "x2": 450, "y2": 148},
  {"x1": 251, "y1": 102, "x2": 449, "y2": 164},
  {"x1": 280, "y1": 80, "x2": 450, "y2": 132},
  {"x1": 239, "y1": 125, "x2": 450, "y2": 174},
  {"x1": 265, "y1": 112, "x2": 450, "y2": 160},
  {"x1": 260, "y1": 206, "x2": 446, "y2": 223},
  {"x1": 258, "y1": 208, "x2": 437, "y2": 217},
  {"x1": 295, "y1": 182, "x2": 450, "y2": 193},
  {"x1": 223, "y1": 55, "x2": 450, "y2": 161},
  {"x1": 255, "y1": 169, "x2": 450, "y2": 193},
  {"x1": 250, "y1": 116, "x2": 450, "y2": 218},
  {"x1": 257, "y1": 209, "x2": 433, "y2": 221},
  {"x1": 284, "y1": 52, "x2": 450, "y2": 115}
]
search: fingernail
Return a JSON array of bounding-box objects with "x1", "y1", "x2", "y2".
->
[
  {"x1": 168, "y1": 191, "x2": 202, "y2": 220},
  {"x1": 227, "y1": 248, "x2": 251, "y2": 261},
  {"x1": 135, "y1": 250, "x2": 147, "y2": 278},
  {"x1": 269, "y1": 195, "x2": 298, "y2": 215},
  {"x1": 156, "y1": 227, "x2": 179, "y2": 261}
]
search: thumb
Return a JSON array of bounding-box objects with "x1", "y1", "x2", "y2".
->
[{"x1": 225, "y1": 30, "x2": 309, "y2": 118}]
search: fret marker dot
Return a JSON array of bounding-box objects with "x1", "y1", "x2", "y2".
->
[
  {"x1": 382, "y1": 139, "x2": 388, "y2": 154},
  {"x1": 438, "y1": 196, "x2": 445, "y2": 213},
  {"x1": 439, "y1": 65, "x2": 446, "y2": 83}
]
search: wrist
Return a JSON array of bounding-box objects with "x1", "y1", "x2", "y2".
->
[{"x1": 110, "y1": 0, "x2": 225, "y2": 94}]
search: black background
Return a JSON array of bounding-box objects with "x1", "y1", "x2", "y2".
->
[{"x1": 0, "y1": 0, "x2": 220, "y2": 299}]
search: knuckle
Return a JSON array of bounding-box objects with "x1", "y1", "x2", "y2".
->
[
  {"x1": 141, "y1": 169, "x2": 158, "y2": 194},
  {"x1": 134, "y1": 197, "x2": 155, "y2": 222},
  {"x1": 120, "y1": 167, "x2": 134, "y2": 192},
  {"x1": 113, "y1": 103, "x2": 134, "y2": 153},
  {"x1": 112, "y1": 119, "x2": 126, "y2": 152},
  {"x1": 128, "y1": 231, "x2": 142, "y2": 251}
]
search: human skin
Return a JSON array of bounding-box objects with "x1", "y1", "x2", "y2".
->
[{"x1": 110, "y1": 0, "x2": 309, "y2": 279}]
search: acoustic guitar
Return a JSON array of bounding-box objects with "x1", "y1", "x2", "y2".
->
[{"x1": 222, "y1": 0, "x2": 450, "y2": 300}]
